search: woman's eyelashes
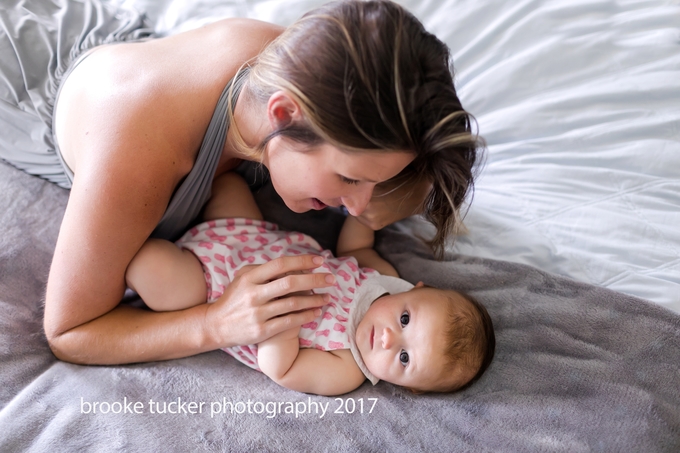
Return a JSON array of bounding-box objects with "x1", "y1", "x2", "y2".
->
[{"x1": 340, "y1": 175, "x2": 360, "y2": 185}]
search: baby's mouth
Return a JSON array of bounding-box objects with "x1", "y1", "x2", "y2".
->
[{"x1": 370, "y1": 327, "x2": 374, "y2": 350}]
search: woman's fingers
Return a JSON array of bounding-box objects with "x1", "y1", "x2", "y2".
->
[
  {"x1": 262, "y1": 306, "x2": 322, "y2": 338},
  {"x1": 234, "y1": 264, "x2": 267, "y2": 279},
  {"x1": 205, "y1": 255, "x2": 335, "y2": 346},
  {"x1": 242, "y1": 254, "x2": 326, "y2": 284},
  {"x1": 259, "y1": 272, "x2": 335, "y2": 301},
  {"x1": 239, "y1": 254, "x2": 335, "y2": 301},
  {"x1": 262, "y1": 292, "x2": 328, "y2": 320}
]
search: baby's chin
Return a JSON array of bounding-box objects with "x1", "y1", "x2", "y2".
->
[{"x1": 355, "y1": 319, "x2": 370, "y2": 355}]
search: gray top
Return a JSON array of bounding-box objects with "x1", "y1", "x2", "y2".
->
[{"x1": 152, "y1": 68, "x2": 250, "y2": 240}]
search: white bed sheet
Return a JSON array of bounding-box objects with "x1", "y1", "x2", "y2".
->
[
  {"x1": 433, "y1": 0, "x2": 680, "y2": 312},
  {"x1": 120, "y1": 0, "x2": 680, "y2": 313}
]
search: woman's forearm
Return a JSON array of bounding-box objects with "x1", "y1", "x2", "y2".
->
[
  {"x1": 47, "y1": 303, "x2": 218, "y2": 365},
  {"x1": 47, "y1": 254, "x2": 335, "y2": 365}
]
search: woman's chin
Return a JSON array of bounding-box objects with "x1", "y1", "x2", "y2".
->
[
  {"x1": 283, "y1": 198, "x2": 313, "y2": 213},
  {"x1": 281, "y1": 197, "x2": 328, "y2": 213}
]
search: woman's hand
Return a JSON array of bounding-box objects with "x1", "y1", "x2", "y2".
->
[
  {"x1": 203, "y1": 254, "x2": 334, "y2": 348},
  {"x1": 355, "y1": 175, "x2": 432, "y2": 230}
]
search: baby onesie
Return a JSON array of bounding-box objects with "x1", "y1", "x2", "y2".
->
[{"x1": 176, "y1": 218, "x2": 413, "y2": 383}]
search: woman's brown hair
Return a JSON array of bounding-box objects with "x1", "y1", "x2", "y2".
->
[{"x1": 235, "y1": 0, "x2": 483, "y2": 257}]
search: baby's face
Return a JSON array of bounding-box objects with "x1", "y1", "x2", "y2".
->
[{"x1": 356, "y1": 287, "x2": 455, "y2": 390}]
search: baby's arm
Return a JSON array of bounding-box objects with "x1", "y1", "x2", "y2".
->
[
  {"x1": 257, "y1": 327, "x2": 301, "y2": 381},
  {"x1": 258, "y1": 331, "x2": 366, "y2": 395},
  {"x1": 126, "y1": 239, "x2": 207, "y2": 311},
  {"x1": 336, "y1": 216, "x2": 399, "y2": 277},
  {"x1": 203, "y1": 171, "x2": 263, "y2": 221}
]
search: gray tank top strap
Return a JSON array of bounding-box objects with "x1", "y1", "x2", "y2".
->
[{"x1": 152, "y1": 67, "x2": 250, "y2": 241}]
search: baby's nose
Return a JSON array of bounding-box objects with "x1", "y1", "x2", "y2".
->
[{"x1": 381, "y1": 327, "x2": 394, "y2": 350}]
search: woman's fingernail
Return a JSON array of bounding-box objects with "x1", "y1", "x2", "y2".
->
[
  {"x1": 312, "y1": 256, "x2": 324, "y2": 265},
  {"x1": 314, "y1": 309, "x2": 322, "y2": 317},
  {"x1": 325, "y1": 274, "x2": 336, "y2": 284}
]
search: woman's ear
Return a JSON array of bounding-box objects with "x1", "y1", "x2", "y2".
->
[{"x1": 267, "y1": 91, "x2": 303, "y2": 130}]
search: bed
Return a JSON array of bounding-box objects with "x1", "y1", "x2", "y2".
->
[{"x1": 1, "y1": 0, "x2": 679, "y2": 451}]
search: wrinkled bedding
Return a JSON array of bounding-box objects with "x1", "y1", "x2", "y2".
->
[{"x1": 1, "y1": 0, "x2": 679, "y2": 451}]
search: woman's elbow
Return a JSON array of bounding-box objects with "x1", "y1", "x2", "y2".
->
[
  {"x1": 44, "y1": 327, "x2": 77, "y2": 363},
  {"x1": 43, "y1": 302, "x2": 86, "y2": 364}
]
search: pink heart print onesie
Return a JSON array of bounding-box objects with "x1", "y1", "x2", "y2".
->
[{"x1": 176, "y1": 218, "x2": 413, "y2": 384}]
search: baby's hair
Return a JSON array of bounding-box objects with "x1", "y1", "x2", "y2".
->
[
  {"x1": 411, "y1": 290, "x2": 495, "y2": 394},
  {"x1": 445, "y1": 292, "x2": 495, "y2": 391}
]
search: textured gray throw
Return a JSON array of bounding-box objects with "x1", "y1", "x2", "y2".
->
[{"x1": 1, "y1": 161, "x2": 679, "y2": 452}]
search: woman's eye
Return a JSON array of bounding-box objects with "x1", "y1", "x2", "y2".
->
[
  {"x1": 400, "y1": 311, "x2": 410, "y2": 327},
  {"x1": 399, "y1": 350, "x2": 409, "y2": 366},
  {"x1": 340, "y1": 176, "x2": 360, "y2": 185}
]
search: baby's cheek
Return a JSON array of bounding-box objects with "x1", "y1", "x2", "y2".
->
[{"x1": 365, "y1": 356, "x2": 388, "y2": 380}]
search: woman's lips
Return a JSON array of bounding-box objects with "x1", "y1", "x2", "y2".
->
[{"x1": 312, "y1": 198, "x2": 327, "y2": 210}]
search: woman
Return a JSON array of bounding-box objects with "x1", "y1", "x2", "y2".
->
[{"x1": 0, "y1": 0, "x2": 481, "y2": 364}]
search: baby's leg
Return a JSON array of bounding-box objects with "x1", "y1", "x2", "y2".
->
[{"x1": 126, "y1": 239, "x2": 207, "y2": 311}]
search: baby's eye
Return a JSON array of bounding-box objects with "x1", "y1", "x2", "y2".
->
[
  {"x1": 399, "y1": 350, "x2": 409, "y2": 366},
  {"x1": 400, "y1": 311, "x2": 410, "y2": 327}
]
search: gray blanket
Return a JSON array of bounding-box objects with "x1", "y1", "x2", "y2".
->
[{"x1": 1, "y1": 160, "x2": 678, "y2": 452}]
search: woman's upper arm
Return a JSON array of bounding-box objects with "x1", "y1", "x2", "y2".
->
[{"x1": 44, "y1": 100, "x2": 180, "y2": 340}]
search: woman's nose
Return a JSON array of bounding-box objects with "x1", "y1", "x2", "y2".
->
[{"x1": 341, "y1": 187, "x2": 373, "y2": 216}]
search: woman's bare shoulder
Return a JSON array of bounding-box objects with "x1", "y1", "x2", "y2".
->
[
  {"x1": 57, "y1": 17, "x2": 283, "y2": 168},
  {"x1": 154, "y1": 17, "x2": 284, "y2": 74},
  {"x1": 170, "y1": 17, "x2": 284, "y2": 78},
  {"x1": 203, "y1": 17, "x2": 285, "y2": 45}
]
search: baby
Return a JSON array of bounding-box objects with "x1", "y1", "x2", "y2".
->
[{"x1": 126, "y1": 173, "x2": 495, "y2": 396}]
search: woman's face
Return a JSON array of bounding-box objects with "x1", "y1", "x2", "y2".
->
[{"x1": 262, "y1": 139, "x2": 415, "y2": 216}]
